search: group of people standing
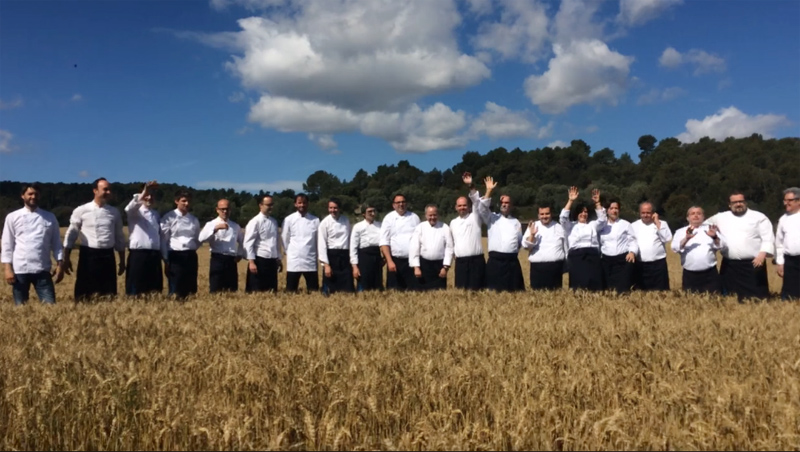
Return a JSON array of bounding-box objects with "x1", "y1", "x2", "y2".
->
[{"x1": 2, "y1": 176, "x2": 798, "y2": 304}]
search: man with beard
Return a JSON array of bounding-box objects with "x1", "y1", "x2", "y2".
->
[
  {"x1": 350, "y1": 203, "x2": 383, "y2": 291},
  {"x1": 671, "y1": 206, "x2": 724, "y2": 294},
  {"x1": 2, "y1": 183, "x2": 64, "y2": 305},
  {"x1": 475, "y1": 177, "x2": 524, "y2": 292},
  {"x1": 706, "y1": 191, "x2": 774, "y2": 301},
  {"x1": 64, "y1": 178, "x2": 126, "y2": 301},
  {"x1": 282, "y1": 194, "x2": 320, "y2": 293},
  {"x1": 124, "y1": 180, "x2": 163, "y2": 296},
  {"x1": 244, "y1": 195, "x2": 282, "y2": 293},
  {"x1": 318, "y1": 197, "x2": 353, "y2": 294},
  {"x1": 522, "y1": 205, "x2": 567, "y2": 290},
  {"x1": 409, "y1": 204, "x2": 453, "y2": 291},
  {"x1": 775, "y1": 188, "x2": 799, "y2": 300},
  {"x1": 380, "y1": 193, "x2": 421, "y2": 291},
  {"x1": 450, "y1": 172, "x2": 486, "y2": 290}
]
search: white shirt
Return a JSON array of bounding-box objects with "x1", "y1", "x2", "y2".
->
[
  {"x1": 379, "y1": 211, "x2": 421, "y2": 258},
  {"x1": 775, "y1": 212, "x2": 800, "y2": 265},
  {"x1": 1, "y1": 207, "x2": 63, "y2": 274},
  {"x1": 476, "y1": 198, "x2": 522, "y2": 254},
  {"x1": 199, "y1": 217, "x2": 244, "y2": 257},
  {"x1": 159, "y1": 209, "x2": 201, "y2": 260},
  {"x1": 600, "y1": 219, "x2": 639, "y2": 257},
  {"x1": 282, "y1": 211, "x2": 320, "y2": 272},
  {"x1": 449, "y1": 191, "x2": 485, "y2": 258},
  {"x1": 318, "y1": 214, "x2": 351, "y2": 264},
  {"x1": 671, "y1": 224, "x2": 725, "y2": 271},
  {"x1": 350, "y1": 219, "x2": 382, "y2": 265},
  {"x1": 408, "y1": 221, "x2": 454, "y2": 267},
  {"x1": 244, "y1": 213, "x2": 281, "y2": 260},
  {"x1": 706, "y1": 209, "x2": 774, "y2": 260},
  {"x1": 64, "y1": 201, "x2": 125, "y2": 251},
  {"x1": 631, "y1": 219, "x2": 673, "y2": 262},
  {"x1": 125, "y1": 194, "x2": 161, "y2": 251},
  {"x1": 560, "y1": 208, "x2": 608, "y2": 251},
  {"x1": 522, "y1": 221, "x2": 567, "y2": 263}
]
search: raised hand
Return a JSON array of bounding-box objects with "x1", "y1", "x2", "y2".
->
[
  {"x1": 652, "y1": 212, "x2": 662, "y2": 229},
  {"x1": 705, "y1": 224, "x2": 718, "y2": 239},
  {"x1": 484, "y1": 176, "x2": 497, "y2": 191},
  {"x1": 591, "y1": 189, "x2": 601, "y2": 205},
  {"x1": 214, "y1": 222, "x2": 229, "y2": 232},
  {"x1": 568, "y1": 186, "x2": 579, "y2": 201},
  {"x1": 462, "y1": 172, "x2": 473, "y2": 186},
  {"x1": 527, "y1": 220, "x2": 537, "y2": 237},
  {"x1": 681, "y1": 227, "x2": 696, "y2": 248}
]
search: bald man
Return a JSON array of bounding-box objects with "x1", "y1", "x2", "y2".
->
[
  {"x1": 449, "y1": 172, "x2": 486, "y2": 290},
  {"x1": 199, "y1": 199, "x2": 244, "y2": 293}
]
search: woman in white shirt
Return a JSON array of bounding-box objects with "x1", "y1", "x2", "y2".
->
[
  {"x1": 599, "y1": 198, "x2": 638, "y2": 293},
  {"x1": 560, "y1": 187, "x2": 607, "y2": 291}
]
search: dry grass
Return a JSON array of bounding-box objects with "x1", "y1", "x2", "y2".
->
[{"x1": 0, "y1": 240, "x2": 797, "y2": 450}]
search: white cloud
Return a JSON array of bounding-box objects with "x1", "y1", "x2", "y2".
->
[
  {"x1": 71, "y1": 93, "x2": 83, "y2": 102},
  {"x1": 209, "y1": 0, "x2": 285, "y2": 11},
  {"x1": 553, "y1": 0, "x2": 605, "y2": 45},
  {"x1": 618, "y1": 0, "x2": 682, "y2": 26},
  {"x1": 473, "y1": 0, "x2": 549, "y2": 63},
  {"x1": 637, "y1": 86, "x2": 686, "y2": 105},
  {"x1": 676, "y1": 106, "x2": 791, "y2": 143},
  {"x1": 524, "y1": 39, "x2": 634, "y2": 114},
  {"x1": 470, "y1": 102, "x2": 535, "y2": 139},
  {"x1": 187, "y1": 0, "x2": 492, "y2": 152},
  {"x1": 658, "y1": 47, "x2": 682, "y2": 68},
  {"x1": 78, "y1": 170, "x2": 90, "y2": 178},
  {"x1": 196, "y1": 179, "x2": 305, "y2": 193},
  {"x1": 0, "y1": 97, "x2": 23, "y2": 110},
  {"x1": 0, "y1": 130, "x2": 14, "y2": 153},
  {"x1": 465, "y1": 0, "x2": 493, "y2": 16},
  {"x1": 228, "y1": 91, "x2": 246, "y2": 103},
  {"x1": 361, "y1": 103, "x2": 469, "y2": 153},
  {"x1": 547, "y1": 140, "x2": 568, "y2": 148},
  {"x1": 308, "y1": 133, "x2": 340, "y2": 154},
  {"x1": 659, "y1": 47, "x2": 726, "y2": 75}
]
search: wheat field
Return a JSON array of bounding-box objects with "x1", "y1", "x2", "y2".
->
[{"x1": 1, "y1": 239, "x2": 798, "y2": 450}]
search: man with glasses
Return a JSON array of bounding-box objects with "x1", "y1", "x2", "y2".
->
[
  {"x1": 350, "y1": 203, "x2": 383, "y2": 291},
  {"x1": 706, "y1": 191, "x2": 774, "y2": 301},
  {"x1": 199, "y1": 199, "x2": 244, "y2": 293},
  {"x1": 775, "y1": 187, "x2": 800, "y2": 300},
  {"x1": 244, "y1": 195, "x2": 282, "y2": 293},
  {"x1": 380, "y1": 194, "x2": 420, "y2": 291}
]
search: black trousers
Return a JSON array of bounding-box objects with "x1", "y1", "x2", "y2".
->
[
  {"x1": 287, "y1": 271, "x2": 319, "y2": 292},
  {"x1": 782, "y1": 254, "x2": 800, "y2": 300},
  {"x1": 75, "y1": 246, "x2": 117, "y2": 301},
  {"x1": 245, "y1": 256, "x2": 279, "y2": 293},
  {"x1": 636, "y1": 258, "x2": 670, "y2": 291},
  {"x1": 530, "y1": 260, "x2": 564, "y2": 290},
  {"x1": 125, "y1": 249, "x2": 163, "y2": 296},
  {"x1": 486, "y1": 251, "x2": 524, "y2": 292},
  {"x1": 721, "y1": 258, "x2": 769, "y2": 301},
  {"x1": 568, "y1": 248, "x2": 603, "y2": 291},
  {"x1": 322, "y1": 249, "x2": 354, "y2": 295},
  {"x1": 454, "y1": 254, "x2": 486, "y2": 290},
  {"x1": 683, "y1": 266, "x2": 721, "y2": 294},
  {"x1": 356, "y1": 246, "x2": 383, "y2": 291},
  {"x1": 167, "y1": 249, "x2": 198, "y2": 300},
  {"x1": 387, "y1": 256, "x2": 416, "y2": 291},
  {"x1": 602, "y1": 253, "x2": 634, "y2": 294},
  {"x1": 415, "y1": 257, "x2": 447, "y2": 291},
  {"x1": 210, "y1": 253, "x2": 239, "y2": 293}
]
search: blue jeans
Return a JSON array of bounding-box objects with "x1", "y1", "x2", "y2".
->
[{"x1": 12, "y1": 271, "x2": 56, "y2": 305}]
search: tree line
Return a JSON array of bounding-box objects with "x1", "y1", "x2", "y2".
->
[{"x1": 1, "y1": 134, "x2": 797, "y2": 230}]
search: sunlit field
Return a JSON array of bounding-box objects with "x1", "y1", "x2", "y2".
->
[{"x1": 1, "y1": 235, "x2": 797, "y2": 450}]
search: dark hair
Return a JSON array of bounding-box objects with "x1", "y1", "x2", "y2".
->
[
  {"x1": 92, "y1": 177, "x2": 108, "y2": 189},
  {"x1": 393, "y1": 193, "x2": 406, "y2": 203},
  {"x1": 729, "y1": 190, "x2": 746, "y2": 200},
  {"x1": 328, "y1": 197, "x2": 341, "y2": 208},
  {"x1": 20, "y1": 182, "x2": 41, "y2": 196},
  {"x1": 174, "y1": 189, "x2": 192, "y2": 201},
  {"x1": 295, "y1": 193, "x2": 309, "y2": 203},
  {"x1": 537, "y1": 204, "x2": 553, "y2": 213},
  {"x1": 258, "y1": 194, "x2": 273, "y2": 204},
  {"x1": 605, "y1": 197, "x2": 621, "y2": 209},
  {"x1": 569, "y1": 201, "x2": 595, "y2": 222}
]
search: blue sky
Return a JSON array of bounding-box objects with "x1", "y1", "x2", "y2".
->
[{"x1": 1, "y1": 0, "x2": 798, "y2": 193}]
